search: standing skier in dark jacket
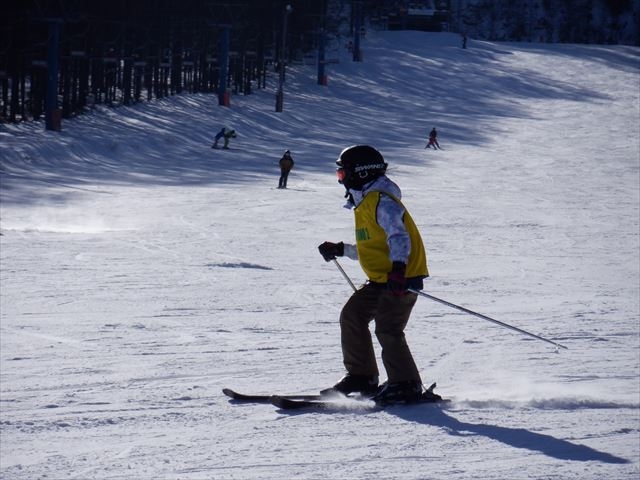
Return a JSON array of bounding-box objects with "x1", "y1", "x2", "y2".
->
[{"x1": 278, "y1": 150, "x2": 294, "y2": 189}]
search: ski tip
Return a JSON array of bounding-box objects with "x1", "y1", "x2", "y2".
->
[{"x1": 222, "y1": 388, "x2": 237, "y2": 398}]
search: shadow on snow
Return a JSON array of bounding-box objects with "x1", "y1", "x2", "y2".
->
[
  {"x1": 389, "y1": 406, "x2": 631, "y2": 464},
  {"x1": 0, "y1": 31, "x2": 618, "y2": 207}
]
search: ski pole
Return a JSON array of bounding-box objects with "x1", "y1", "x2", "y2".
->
[
  {"x1": 408, "y1": 288, "x2": 568, "y2": 351},
  {"x1": 332, "y1": 259, "x2": 567, "y2": 350},
  {"x1": 332, "y1": 259, "x2": 357, "y2": 292}
]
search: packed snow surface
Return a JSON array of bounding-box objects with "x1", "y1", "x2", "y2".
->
[{"x1": 1, "y1": 31, "x2": 639, "y2": 479}]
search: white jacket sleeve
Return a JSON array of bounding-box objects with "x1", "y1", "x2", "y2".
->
[{"x1": 343, "y1": 243, "x2": 358, "y2": 260}]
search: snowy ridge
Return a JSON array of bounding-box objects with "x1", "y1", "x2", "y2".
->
[{"x1": 1, "y1": 30, "x2": 639, "y2": 479}]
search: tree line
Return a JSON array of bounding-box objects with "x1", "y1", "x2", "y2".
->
[
  {"x1": 1, "y1": 0, "x2": 637, "y2": 125},
  {"x1": 0, "y1": 0, "x2": 330, "y2": 124},
  {"x1": 450, "y1": 0, "x2": 638, "y2": 44}
]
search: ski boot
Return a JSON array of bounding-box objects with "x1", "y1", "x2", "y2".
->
[
  {"x1": 320, "y1": 374, "x2": 379, "y2": 397},
  {"x1": 372, "y1": 380, "x2": 428, "y2": 406}
]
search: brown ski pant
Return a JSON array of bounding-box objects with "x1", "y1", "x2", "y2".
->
[{"x1": 339, "y1": 283, "x2": 422, "y2": 384}]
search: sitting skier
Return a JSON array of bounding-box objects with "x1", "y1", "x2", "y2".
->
[{"x1": 212, "y1": 127, "x2": 237, "y2": 149}]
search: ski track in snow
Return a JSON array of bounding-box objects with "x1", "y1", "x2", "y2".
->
[{"x1": 1, "y1": 31, "x2": 639, "y2": 479}]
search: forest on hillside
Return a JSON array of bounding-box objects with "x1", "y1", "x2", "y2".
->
[
  {"x1": 364, "y1": 0, "x2": 639, "y2": 45},
  {"x1": 1, "y1": 0, "x2": 637, "y2": 125},
  {"x1": 450, "y1": 0, "x2": 639, "y2": 44}
]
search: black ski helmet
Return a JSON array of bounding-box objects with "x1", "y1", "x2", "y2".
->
[{"x1": 336, "y1": 145, "x2": 388, "y2": 190}]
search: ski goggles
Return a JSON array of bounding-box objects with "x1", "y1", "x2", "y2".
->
[{"x1": 336, "y1": 167, "x2": 346, "y2": 183}]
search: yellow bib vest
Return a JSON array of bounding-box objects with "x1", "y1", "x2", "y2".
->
[{"x1": 354, "y1": 191, "x2": 428, "y2": 283}]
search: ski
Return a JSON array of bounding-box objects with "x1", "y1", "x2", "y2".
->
[
  {"x1": 222, "y1": 388, "x2": 326, "y2": 403},
  {"x1": 270, "y1": 394, "x2": 448, "y2": 411},
  {"x1": 270, "y1": 395, "x2": 379, "y2": 411},
  {"x1": 225, "y1": 383, "x2": 448, "y2": 410},
  {"x1": 270, "y1": 383, "x2": 449, "y2": 410}
]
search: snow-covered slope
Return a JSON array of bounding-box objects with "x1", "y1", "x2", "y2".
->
[{"x1": 1, "y1": 31, "x2": 639, "y2": 479}]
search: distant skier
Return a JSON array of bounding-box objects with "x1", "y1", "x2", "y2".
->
[
  {"x1": 425, "y1": 127, "x2": 440, "y2": 149},
  {"x1": 277, "y1": 150, "x2": 294, "y2": 189},
  {"x1": 317, "y1": 145, "x2": 441, "y2": 406},
  {"x1": 211, "y1": 127, "x2": 237, "y2": 149}
]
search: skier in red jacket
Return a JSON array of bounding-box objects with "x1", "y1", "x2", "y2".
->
[{"x1": 425, "y1": 127, "x2": 440, "y2": 149}]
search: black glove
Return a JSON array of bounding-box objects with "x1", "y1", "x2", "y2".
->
[
  {"x1": 318, "y1": 241, "x2": 344, "y2": 262},
  {"x1": 387, "y1": 261, "x2": 407, "y2": 296}
]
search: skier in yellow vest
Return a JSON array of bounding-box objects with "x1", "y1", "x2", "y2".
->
[{"x1": 318, "y1": 145, "x2": 440, "y2": 405}]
